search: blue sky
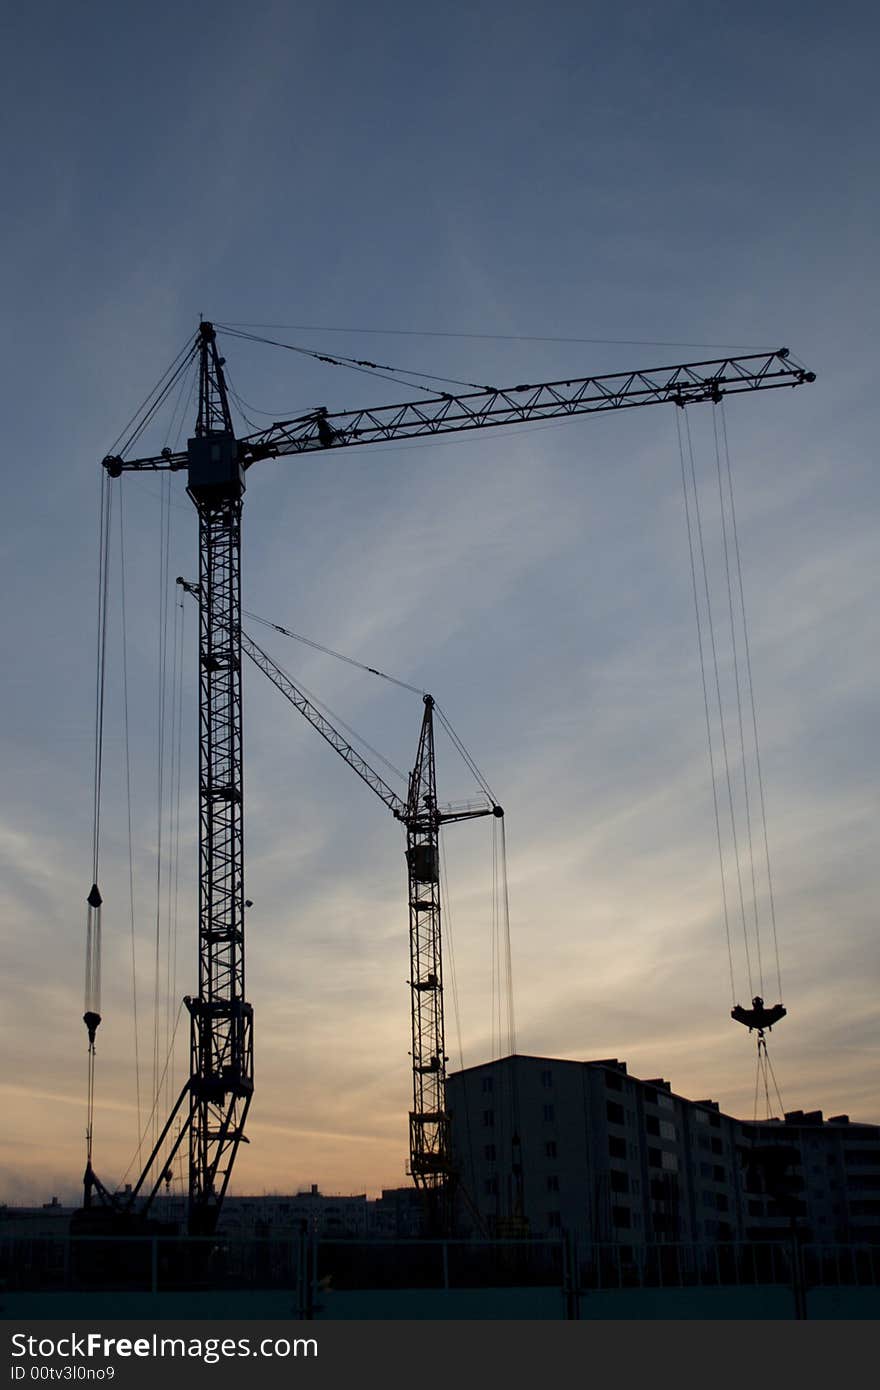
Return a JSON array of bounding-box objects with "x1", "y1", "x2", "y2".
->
[{"x1": 1, "y1": 0, "x2": 877, "y2": 1202}]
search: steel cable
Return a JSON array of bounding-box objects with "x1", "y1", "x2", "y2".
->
[
  {"x1": 118, "y1": 484, "x2": 143, "y2": 1168},
  {"x1": 684, "y1": 410, "x2": 753, "y2": 997},
  {"x1": 676, "y1": 411, "x2": 737, "y2": 1006},
  {"x1": 714, "y1": 410, "x2": 765, "y2": 996},
  {"x1": 721, "y1": 404, "x2": 784, "y2": 1002}
]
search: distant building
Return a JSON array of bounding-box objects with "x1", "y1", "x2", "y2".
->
[
  {"x1": 0, "y1": 1197, "x2": 75, "y2": 1239},
  {"x1": 1, "y1": 1186, "x2": 425, "y2": 1242},
  {"x1": 446, "y1": 1055, "x2": 880, "y2": 1245},
  {"x1": 368, "y1": 1186, "x2": 426, "y2": 1239}
]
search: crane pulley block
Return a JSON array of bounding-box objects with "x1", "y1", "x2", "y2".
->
[{"x1": 731, "y1": 996, "x2": 787, "y2": 1034}]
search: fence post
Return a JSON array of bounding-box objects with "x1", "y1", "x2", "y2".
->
[
  {"x1": 562, "y1": 1231, "x2": 580, "y2": 1320},
  {"x1": 790, "y1": 1230, "x2": 807, "y2": 1320}
]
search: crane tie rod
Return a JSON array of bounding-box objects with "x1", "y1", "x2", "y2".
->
[
  {"x1": 241, "y1": 607, "x2": 426, "y2": 696},
  {"x1": 241, "y1": 607, "x2": 498, "y2": 802},
  {"x1": 214, "y1": 324, "x2": 500, "y2": 398}
]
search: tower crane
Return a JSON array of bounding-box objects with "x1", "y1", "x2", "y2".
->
[
  {"x1": 176, "y1": 580, "x2": 501, "y2": 1223},
  {"x1": 94, "y1": 325, "x2": 814, "y2": 1236}
]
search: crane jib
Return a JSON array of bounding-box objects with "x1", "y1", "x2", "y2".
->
[{"x1": 102, "y1": 349, "x2": 814, "y2": 476}]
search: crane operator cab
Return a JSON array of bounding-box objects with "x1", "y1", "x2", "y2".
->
[{"x1": 731, "y1": 996, "x2": 787, "y2": 1035}]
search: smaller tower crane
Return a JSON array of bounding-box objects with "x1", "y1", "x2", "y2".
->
[{"x1": 177, "y1": 580, "x2": 500, "y2": 1223}]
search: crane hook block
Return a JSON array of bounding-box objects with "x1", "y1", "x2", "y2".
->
[
  {"x1": 83, "y1": 1011, "x2": 102, "y2": 1045},
  {"x1": 87, "y1": 883, "x2": 103, "y2": 909},
  {"x1": 731, "y1": 996, "x2": 786, "y2": 1034}
]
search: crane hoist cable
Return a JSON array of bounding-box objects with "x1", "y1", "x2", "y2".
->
[
  {"x1": 676, "y1": 407, "x2": 787, "y2": 1047},
  {"x1": 489, "y1": 818, "x2": 516, "y2": 1063},
  {"x1": 116, "y1": 482, "x2": 188, "y2": 1186},
  {"x1": 150, "y1": 473, "x2": 173, "y2": 1165},
  {"x1": 83, "y1": 468, "x2": 114, "y2": 1196},
  {"x1": 719, "y1": 403, "x2": 784, "y2": 1001},
  {"x1": 685, "y1": 407, "x2": 755, "y2": 992},
  {"x1": 118, "y1": 484, "x2": 143, "y2": 1166},
  {"x1": 86, "y1": 338, "x2": 197, "y2": 1199},
  {"x1": 712, "y1": 406, "x2": 765, "y2": 996},
  {"x1": 753, "y1": 1034, "x2": 786, "y2": 1121},
  {"x1": 676, "y1": 408, "x2": 737, "y2": 1006}
]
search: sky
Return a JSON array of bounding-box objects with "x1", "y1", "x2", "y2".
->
[{"x1": 1, "y1": 0, "x2": 877, "y2": 1205}]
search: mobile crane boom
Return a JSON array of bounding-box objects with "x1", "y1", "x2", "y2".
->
[{"x1": 98, "y1": 326, "x2": 813, "y2": 1235}]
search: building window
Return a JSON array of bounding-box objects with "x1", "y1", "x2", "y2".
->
[
  {"x1": 484, "y1": 1144, "x2": 496, "y2": 1162},
  {"x1": 711, "y1": 1137, "x2": 723, "y2": 1155},
  {"x1": 481, "y1": 1076, "x2": 494, "y2": 1093},
  {"x1": 716, "y1": 1193, "x2": 729, "y2": 1212},
  {"x1": 541, "y1": 1069, "x2": 553, "y2": 1088},
  {"x1": 482, "y1": 1110, "x2": 494, "y2": 1127},
  {"x1": 608, "y1": 1136, "x2": 626, "y2": 1159},
  {"x1": 546, "y1": 1175, "x2": 559, "y2": 1193},
  {"x1": 543, "y1": 1104, "x2": 555, "y2": 1122},
  {"x1": 659, "y1": 1120, "x2": 676, "y2": 1142},
  {"x1": 648, "y1": 1148, "x2": 661, "y2": 1168},
  {"x1": 700, "y1": 1162, "x2": 712, "y2": 1178},
  {"x1": 646, "y1": 1115, "x2": 660, "y2": 1136},
  {"x1": 610, "y1": 1170, "x2": 629, "y2": 1194},
  {"x1": 605, "y1": 1070, "x2": 623, "y2": 1091},
  {"x1": 548, "y1": 1211, "x2": 561, "y2": 1229},
  {"x1": 606, "y1": 1101, "x2": 624, "y2": 1126},
  {"x1": 695, "y1": 1109, "x2": 709, "y2": 1126},
  {"x1": 545, "y1": 1141, "x2": 557, "y2": 1160},
  {"x1": 612, "y1": 1205, "x2": 632, "y2": 1229},
  {"x1": 658, "y1": 1092, "x2": 674, "y2": 1110},
  {"x1": 661, "y1": 1152, "x2": 678, "y2": 1174},
  {"x1": 712, "y1": 1165, "x2": 725, "y2": 1183},
  {"x1": 484, "y1": 1177, "x2": 498, "y2": 1196}
]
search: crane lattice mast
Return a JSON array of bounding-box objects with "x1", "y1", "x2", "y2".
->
[{"x1": 99, "y1": 327, "x2": 814, "y2": 1235}]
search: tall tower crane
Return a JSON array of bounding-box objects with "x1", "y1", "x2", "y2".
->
[{"x1": 98, "y1": 326, "x2": 814, "y2": 1235}]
